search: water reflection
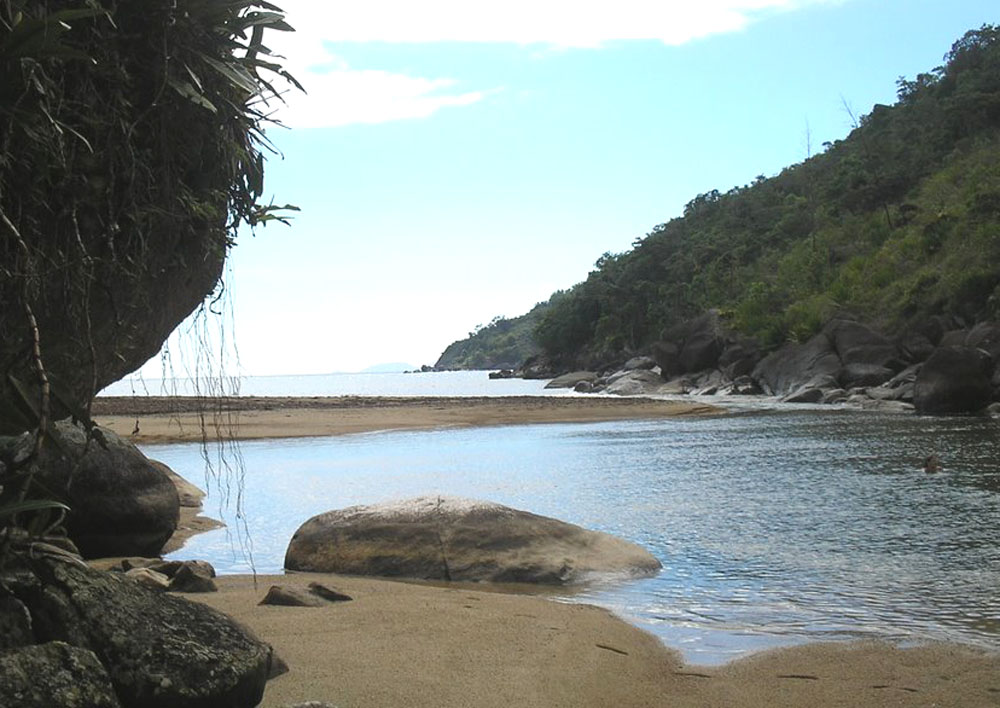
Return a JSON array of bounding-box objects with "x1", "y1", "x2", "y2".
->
[{"x1": 148, "y1": 409, "x2": 1000, "y2": 664}]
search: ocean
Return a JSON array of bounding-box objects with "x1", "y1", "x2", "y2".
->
[{"x1": 99, "y1": 370, "x2": 564, "y2": 398}]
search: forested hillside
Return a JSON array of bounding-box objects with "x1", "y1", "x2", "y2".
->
[
  {"x1": 435, "y1": 302, "x2": 548, "y2": 370},
  {"x1": 535, "y1": 25, "x2": 1000, "y2": 367},
  {"x1": 440, "y1": 25, "x2": 1000, "y2": 371}
]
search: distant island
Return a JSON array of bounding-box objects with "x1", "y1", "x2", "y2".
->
[{"x1": 361, "y1": 362, "x2": 417, "y2": 373}]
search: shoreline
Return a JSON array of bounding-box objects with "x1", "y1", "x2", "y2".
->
[
  {"x1": 186, "y1": 570, "x2": 1000, "y2": 707},
  {"x1": 110, "y1": 394, "x2": 1000, "y2": 704},
  {"x1": 92, "y1": 394, "x2": 722, "y2": 444}
]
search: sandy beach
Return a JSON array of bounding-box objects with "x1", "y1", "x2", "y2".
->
[
  {"x1": 91, "y1": 394, "x2": 722, "y2": 443},
  {"x1": 188, "y1": 571, "x2": 1000, "y2": 707},
  {"x1": 101, "y1": 394, "x2": 999, "y2": 707}
]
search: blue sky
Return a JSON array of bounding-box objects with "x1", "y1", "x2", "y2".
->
[{"x1": 150, "y1": 0, "x2": 997, "y2": 377}]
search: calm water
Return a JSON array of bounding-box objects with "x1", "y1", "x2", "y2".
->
[
  {"x1": 146, "y1": 408, "x2": 1000, "y2": 665},
  {"x1": 100, "y1": 370, "x2": 559, "y2": 398}
]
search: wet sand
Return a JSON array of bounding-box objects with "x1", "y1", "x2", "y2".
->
[
  {"x1": 189, "y1": 571, "x2": 1000, "y2": 708},
  {"x1": 92, "y1": 395, "x2": 722, "y2": 444}
]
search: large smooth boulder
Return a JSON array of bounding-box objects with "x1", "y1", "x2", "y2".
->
[
  {"x1": 285, "y1": 496, "x2": 662, "y2": 585},
  {"x1": 0, "y1": 641, "x2": 123, "y2": 708},
  {"x1": 914, "y1": 346, "x2": 994, "y2": 414},
  {"x1": 604, "y1": 369, "x2": 665, "y2": 396},
  {"x1": 752, "y1": 332, "x2": 841, "y2": 396},
  {"x1": 4, "y1": 556, "x2": 272, "y2": 708},
  {"x1": 545, "y1": 371, "x2": 599, "y2": 389},
  {"x1": 824, "y1": 319, "x2": 900, "y2": 368},
  {"x1": 33, "y1": 420, "x2": 180, "y2": 559}
]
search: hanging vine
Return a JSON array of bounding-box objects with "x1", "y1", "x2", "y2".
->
[{"x1": 0, "y1": 0, "x2": 300, "y2": 555}]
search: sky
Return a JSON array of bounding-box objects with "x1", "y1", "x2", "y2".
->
[{"x1": 146, "y1": 0, "x2": 997, "y2": 377}]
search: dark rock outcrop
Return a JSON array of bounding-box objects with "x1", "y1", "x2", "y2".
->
[
  {"x1": 652, "y1": 311, "x2": 727, "y2": 377},
  {"x1": 840, "y1": 363, "x2": 895, "y2": 389},
  {"x1": 285, "y1": 496, "x2": 661, "y2": 585},
  {"x1": 32, "y1": 420, "x2": 180, "y2": 559},
  {"x1": 914, "y1": 346, "x2": 994, "y2": 414},
  {"x1": 169, "y1": 562, "x2": 219, "y2": 593},
  {"x1": 0, "y1": 641, "x2": 123, "y2": 708},
  {"x1": 3, "y1": 556, "x2": 271, "y2": 708},
  {"x1": 549, "y1": 310, "x2": 1000, "y2": 414},
  {"x1": 825, "y1": 319, "x2": 900, "y2": 368},
  {"x1": 752, "y1": 333, "x2": 841, "y2": 397}
]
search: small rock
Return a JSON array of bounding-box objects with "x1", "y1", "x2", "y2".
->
[
  {"x1": 259, "y1": 585, "x2": 327, "y2": 607},
  {"x1": 280, "y1": 702, "x2": 339, "y2": 708},
  {"x1": 308, "y1": 582, "x2": 353, "y2": 603},
  {"x1": 125, "y1": 567, "x2": 170, "y2": 591},
  {"x1": 269, "y1": 652, "x2": 290, "y2": 678},
  {"x1": 168, "y1": 562, "x2": 217, "y2": 593},
  {"x1": 821, "y1": 388, "x2": 848, "y2": 404}
]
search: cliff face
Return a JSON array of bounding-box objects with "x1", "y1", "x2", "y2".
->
[{"x1": 0, "y1": 1, "x2": 288, "y2": 433}]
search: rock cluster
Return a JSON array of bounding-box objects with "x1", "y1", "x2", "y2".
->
[
  {"x1": 120, "y1": 558, "x2": 219, "y2": 593},
  {"x1": 0, "y1": 555, "x2": 272, "y2": 708},
  {"x1": 552, "y1": 312, "x2": 1000, "y2": 416},
  {"x1": 285, "y1": 496, "x2": 661, "y2": 585}
]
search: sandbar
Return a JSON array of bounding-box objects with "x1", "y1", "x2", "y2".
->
[
  {"x1": 92, "y1": 395, "x2": 721, "y2": 444},
  {"x1": 189, "y1": 571, "x2": 1000, "y2": 707}
]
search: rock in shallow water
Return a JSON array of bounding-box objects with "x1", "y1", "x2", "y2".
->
[
  {"x1": 914, "y1": 346, "x2": 994, "y2": 414},
  {"x1": 30, "y1": 420, "x2": 180, "y2": 559},
  {"x1": 284, "y1": 496, "x2": 662, "y2": 584}
]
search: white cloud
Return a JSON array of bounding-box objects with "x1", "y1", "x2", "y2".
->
[
  {"x1": 268, "y1": 68, "x2": 494, "y2": 129},
  {"x1": 272, "y1": 0, "x2": 836, "y2": 48},
  {"x1": 258, "y1": 0, "x2": 840, "y2": 128}
]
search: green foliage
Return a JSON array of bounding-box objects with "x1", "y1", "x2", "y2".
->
[
  {"x1": 530, "y1": 25, "x2": 1000, "y2": 366},
  {"x1": 435, "y1": 301, "x2": 551, "y2": 370},
  {"x1": 0, "y1": 0, "x2": 299, "y2": 552}
]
